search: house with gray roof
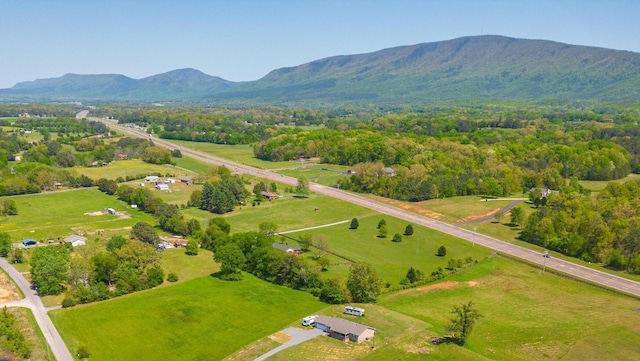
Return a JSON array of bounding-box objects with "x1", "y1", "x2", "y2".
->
[{"x1": 314, "y1": 316, "x2": 375, "y2": 343}]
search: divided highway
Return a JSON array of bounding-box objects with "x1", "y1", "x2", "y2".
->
[{"x1": 92, "y1": 114, "x2": 640, "y2": 298}]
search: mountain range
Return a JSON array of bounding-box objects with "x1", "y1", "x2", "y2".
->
[{"x1": 2, "y1": 35, "x2": 640, "y2": 105}]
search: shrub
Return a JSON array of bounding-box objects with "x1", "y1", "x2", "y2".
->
[
  {"x1": 437, "y1": 245, "x2": 447, "y2": 257},
  {"x1": 61, "y1": 297, "x2": 76, "y2": 308},
  {"x1": 167, "y1": 272, "x2": 178, "y2": 282},
  {"x1": 392, "y1": 233, "x2": 402, "y2": 242}
]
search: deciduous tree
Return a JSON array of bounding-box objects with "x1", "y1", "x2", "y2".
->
[
  {"x1": 347, "y1": 262, "x2": 382, "y2": 303},
  {"x1": 447, "y1": 301, "x2": 481, "y2": 345}
]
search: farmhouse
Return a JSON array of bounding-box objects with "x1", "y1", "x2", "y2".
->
[
  {"x1": 64, "y1": 235, "x2": 87, "y2": 247},
  {"x1": 272, "y1": 242, "x2": 302, "y2": 255},
  {"x1": 314, "y1": 316, "x2": 375, "y2": 343}
]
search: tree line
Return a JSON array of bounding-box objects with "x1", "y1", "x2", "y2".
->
[{"x1": 520, "y1": 180, "x2": 640, "y2": 273}]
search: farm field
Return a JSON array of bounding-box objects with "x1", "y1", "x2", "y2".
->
[
  {"x1": 0, "y1": 188, "x2": 156, "y2": 241},
  {"x1": 50, "y1": 273, "x2": 325, "y2": 361}
]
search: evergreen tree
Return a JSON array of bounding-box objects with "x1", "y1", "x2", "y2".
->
[
  {"x1": 349, "y1": 218, "x2": 359, "y2": 229},
  {"x1": 404, "y1": 224, "x2": 414, "y2": 236}
]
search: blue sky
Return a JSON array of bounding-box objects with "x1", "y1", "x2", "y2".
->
[{"x1": 1, "y1": 0, "x2": 639, "y2": 88}]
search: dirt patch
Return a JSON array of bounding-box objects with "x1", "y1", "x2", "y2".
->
[
  {"x1": 269, "y1": 331, "x2": 292, "y2": 344},
  {"x1": 397, "y1": 203, "x2": 444, "y2": 220},
  {"x1": 467, "y1": 281, "x2": 480, "y2": 287},
  {"x1": 417, "y1": 281, "x2": 458, "y2": 292},
  {"x1": 458, "y1": 208, "x2": 501, "y2": 223},
  {"x1": 0, "y1": 271, "x2": 21, "y2": 303},
  {"x1": 85, "y1": 211, "x2": 106, "y2": 216}
]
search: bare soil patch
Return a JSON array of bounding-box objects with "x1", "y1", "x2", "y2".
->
[
  {"x1": 396, "y1": 202, "x2": 444, "y2": 219},
  {"x1": 458, "y1": 208, "x2": 501, "y2": 223},
  {"x1": 417, "y1": 281, "x2": 458, "y2": 292},
  {"x1": 269, "y1": 331, "x2": 292, "y2": 344},
  {"x1": 0, "y1": 271, "x2": 21, "y2": 303},
  {"x1": 467, "y1": 280, "x2": 480, "y2": 287}
]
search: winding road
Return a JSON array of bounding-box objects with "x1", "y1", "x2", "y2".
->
[
  {"x1": 90, "y1": 113, "x2": 640, "y2": 298},
  {"x1": 0, "y1": 258, "x2": 74, "y2": 361}
]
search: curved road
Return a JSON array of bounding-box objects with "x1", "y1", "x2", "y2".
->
[
  {"x1": 0, "y1": 258, "x2": 74, "y2": 361},
  {"x1": 91, "y1": 114, "x2": 640, "y2": 298}
]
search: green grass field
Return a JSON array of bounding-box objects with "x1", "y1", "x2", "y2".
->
[
  {"x1": 182, "y1": 193, "x2": 373, "y2": 233},
  {"x1": 374, "y1": 256, "x2": 640, "y2": 361},
  {"x1": 0, "y1": 188, "x2": 156, "y2": 241},
  {"x1": 578, "y1": 173, "x2": 640, "y2": 193},
  {"x1": 50, "y1": 274, "x2": 325, "y2": 361},
  {"x1": 168, "y1": 140, "x2": 292, "y2": 169},
  {"x1": 286, "y1": 215, "x2": 493, "y2": 284}
]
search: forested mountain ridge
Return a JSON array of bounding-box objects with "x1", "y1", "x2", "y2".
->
[{"x1": 2, "y1": 35, "x2": 640, "y2": 104}]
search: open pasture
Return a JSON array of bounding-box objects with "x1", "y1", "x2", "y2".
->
[
  {"x1": 50, "y1": 273, "x2": 325, "y2": 361},
  {"x1": 0, "y1": 188, "x2": 156, "y2": 241}
]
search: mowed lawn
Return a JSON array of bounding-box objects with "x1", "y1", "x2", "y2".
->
[
  {"x1": 50, "y1": 274, "x2": 325, "y2": 361},
  {"x1": 287, "y1": 215, "x2": 493, "y2": 285},
  {"x1": 182, "y1": 193, "x2": 373, "y2": 233},
  {"x1": 0, "y1": 189, "x2": 156, "y2": 241},
  {"x1": 376, "y1": 257, "x2": 640, "y2": 361}
]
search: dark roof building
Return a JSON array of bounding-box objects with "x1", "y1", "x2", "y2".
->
[{"x1": 314, "y1": 316, "x2": 375, "y2": 343}]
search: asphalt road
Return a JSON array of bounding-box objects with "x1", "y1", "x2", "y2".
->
[
  {"x1": 91, "y1": 115, "x2": 640, "y2": 298},
  {"x1": 0, "y1": 258, "x2": 74, "y2": 361}
]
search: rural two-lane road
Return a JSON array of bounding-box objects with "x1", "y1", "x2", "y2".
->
[
  {"x1": 0, "y1": 258, "x2": 74, "y2": 361},
  {"x1": 89, "y1": 112, "x2": 640, "y2": 298}
]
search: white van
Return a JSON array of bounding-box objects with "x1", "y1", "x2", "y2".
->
[
  {"x1": 344, "y1": 306, "x2": 365, "y2": 317},
  {"x1": 302, "y1": 315, "x2": 318, "y2": 326}
]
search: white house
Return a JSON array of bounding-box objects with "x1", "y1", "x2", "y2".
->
[
  {"x1": 64, "y1": 235, "x2": 87, "y2": 247},
  {"x1": 144, "y1": 175, "x2": 160, "y2": 182},
  {"x1": 156, "y1": 183, "x2": 170, "y2": 191}
]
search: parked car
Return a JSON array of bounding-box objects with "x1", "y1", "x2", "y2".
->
[{"x1": 22, "y1": 239, "x2": 37, "y2": 247}]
